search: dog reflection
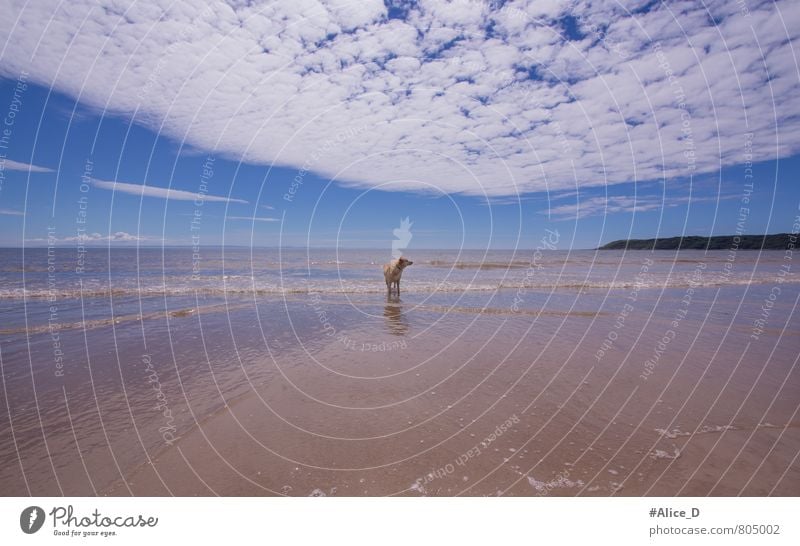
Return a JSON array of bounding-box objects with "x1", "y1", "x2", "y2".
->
[{"x1": 383, "y1": 299, "x2": 409, "y2": 335}]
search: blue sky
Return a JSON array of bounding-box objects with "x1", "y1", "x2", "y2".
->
[{"x1": 1, "y1": 0, "x2": 798, "y2": 249}]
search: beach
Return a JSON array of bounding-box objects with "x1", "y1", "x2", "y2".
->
[{"x1": 1, "y1": 248, "x2": 798, "y2": 496}]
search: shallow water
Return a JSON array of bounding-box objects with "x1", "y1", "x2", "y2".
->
[{"x1": 1, "y1": 247, "x2": 795, "y2": 302}]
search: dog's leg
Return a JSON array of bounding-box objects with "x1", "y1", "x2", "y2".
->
[{"x1": 395, "y1": 280, "x2": 400, "y2": 296}]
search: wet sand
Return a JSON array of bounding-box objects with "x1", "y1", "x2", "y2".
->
[{"x1": 2, "y1": 282, "x2": 799, "y2": 497}]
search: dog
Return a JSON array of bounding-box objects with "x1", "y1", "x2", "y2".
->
[{"x1": 383, "y1": 257, "x2": 413, "y2": 297}]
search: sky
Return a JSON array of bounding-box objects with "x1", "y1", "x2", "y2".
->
[{"x1": 0, "y1": 0, "x2": 798, "y2": 249}]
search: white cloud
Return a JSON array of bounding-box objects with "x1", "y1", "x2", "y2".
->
[
  {"x1": 226, "y1": 215, "x2": 279, "y2": 222},
  {"x1": 27, "y1": 231, "x2": 144, "y2": 243},
  {"x1": 83, "y1": 231, "x2": 142, "y2": 242},
  {"x1": 0, "y1": 0, "x2": 797, "y2": 196},
  {"x1": 91, "y1": 178, "x2": 247, "y2": 203},
  {"x1": 0, "y1": 208, "x2": 24, "y2": 216},
  {"x1": 1, "y1": 158, "x2": 53, "y2": 173},
  {"x1": 546, "y1": 194, "x2": 740, "y2": 220}
]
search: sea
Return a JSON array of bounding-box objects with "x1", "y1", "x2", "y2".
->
[{"x1": 1, "y1": 246, "x2": 792, "y2": 300}]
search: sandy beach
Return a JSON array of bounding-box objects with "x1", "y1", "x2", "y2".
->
[
  {"x1": 2, "y1": 249, "x2": 798, "y2": 497},
  {"x1": 104, "y1": 290, "x2": 799, "y2": 497}
]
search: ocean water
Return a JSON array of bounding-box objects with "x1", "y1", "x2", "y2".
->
[
  {"x1": 2, "y1": 246, "x2": 794, "y2": 337},
  {"x1": 1, "y1": 246, "x2": 795, "y2": 300},
  {"x1": 1, "y1": 247, "x2": 798, "y2": 496}
]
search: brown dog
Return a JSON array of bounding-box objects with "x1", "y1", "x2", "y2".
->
[{"x1": 383, "y1": 257, "x2": 413, "y2": 297}]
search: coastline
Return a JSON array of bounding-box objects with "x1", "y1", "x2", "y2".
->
[{"x1": 2, "y1": 253, "x2": 799, "y2": 497}]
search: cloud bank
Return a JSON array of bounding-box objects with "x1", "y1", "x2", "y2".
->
[
  {"x1": 1, "y1": 159, "x2": 53, "y2": 173},
  {"x1": 91, "y1": 178, "x2": 247, "y2": 203},
  {"x1": 1, "y1": 0, "x2": 798, "y2": 196},
  {"x1": 546, "y1": 193, "x2": 739, "y2": 220},
  {"x1": 27, "y1": 231, "x2": 144, "y2": 243}
]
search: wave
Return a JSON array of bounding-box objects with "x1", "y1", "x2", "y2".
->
[
  {"x1": 0, "y1": 302, "x2": 250, "y2": 335},
  {"x1": 427, "y1": 260, "x2": 532, "y2": 269},
  {"x1": 0, "y1": 283, "x2": 498, "y2": 300},
  {"x1": 2, "y1": 302, "x2": 603, "y2": 336},
  {"x1": 0, "y1": 276, "x2": 796, "y2": 300}
]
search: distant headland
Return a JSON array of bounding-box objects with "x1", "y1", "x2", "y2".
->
[{"x1": 598, "y1": 233, "x2": 796, "y2": 250}]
